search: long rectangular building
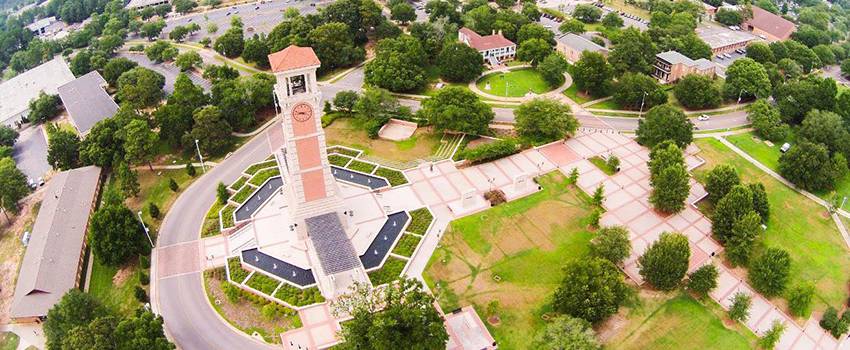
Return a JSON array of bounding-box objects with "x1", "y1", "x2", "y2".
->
[
  {"x1": 10, "y1": 166, "x2": 102, "y2": 323},
  {"x1": 0, "y1": 57, "x2": 75, "y2": 128}
]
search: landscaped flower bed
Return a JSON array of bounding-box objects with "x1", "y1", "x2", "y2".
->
[
  {"x1": 327, "y1": 146, "x2": 359, "y2": 157},
  {"x1": 407, "y1": 208, "x2": 434, "y2": 235},
  {"x1": 221, "y1": 205, "x2": 236, "y2": 228},
  {"x1": 245, "y1": 160, "x2": 278, "y2": 175},
  {"x1": 346, "y1": 159, "x2": 377, "y2": 173},
  {"x1": 227, "y1": 257, "x2": 251, "y2": 283},
  {"x1": 231, "y1": 185, "x2": 254, "y2": 204},
  {"x1": 249, "y1": 168, "x2": 281, "y2": 186},
  {"x1": 375, "y1": 167, "x2": 408, "y2": 186},
  {"x1": 392, "y1": 234, "x2": 421, "y2": 257},
  {"x1": 368, "y1": 257, "x2": 407, "y2": 286},
  {"x1": 274, "y1": 284, "x2": 325, "y2": 307},
  {"x1": 230, "y1": 176, "x2": 249, "y2": 191},
  {"x1": 246, "y1": 272, "x2": 281, "y2": 295},
  {"x1": 328, "y1": 154, "x2": 351, "y2": 167}
]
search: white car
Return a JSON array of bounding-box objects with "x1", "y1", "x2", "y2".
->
[{"x1": 697, "y1": 114, "x2": 710, "y2": 121}]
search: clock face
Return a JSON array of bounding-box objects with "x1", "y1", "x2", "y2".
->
[{"x1": 292, "y1": 103, "x2": 313, "y2": 122}]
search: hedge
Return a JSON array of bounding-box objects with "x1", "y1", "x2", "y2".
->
[
  {"x1": 328, "y1": 146, "x2": 359, "y2": 157},
  {"x1": 230, "y1": 176, "x2": 248, "y2": 191},
  {"x1": 407, "y1": 208, "x2": 434, "y2": 235},
  {"x1": 375, "y1": 167, "x2": 408, "y2": 186},
  {"x1": 459, "y1": 139, "x2": 519, "y2": 165},
  {"x1": 246, "y1": 272, "x2": 281, "y2": 295},
  {"x1": 221, "y1": 204, "x2": 236, "y2": 228},
  {"x1": 368, "y1": 257, "x2": 407, "y2": 286},
  {"x1": 328, "y1": 154, "x2": 351, "y2": 167},
  {"x1": 274, "y1": 284, "x2": 325, "y2": 307},
  {"x1": 347, "y1": 159, "x2": 377, "y2": 173},
  {"x1": 392, "y1": 234, "x2": 421, "y2": 257},
  {"x1": 249, "y1": 168, "x2": 280, "y2": 186},
  {"x1": 231, "y1": 185, "x2": 254, "y2": 204},
  {"x1": 227, "y1": 257, "x2": 251, "y2": 283}
]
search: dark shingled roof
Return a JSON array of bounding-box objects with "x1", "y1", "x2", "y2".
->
[{"x1": 306, "y1": 212, "x2": 362, "y2": 274}]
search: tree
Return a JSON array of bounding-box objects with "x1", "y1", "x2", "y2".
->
[
  {"x1": 728, "y1": 292, "x2": 751, "y2": 323},
  {"x1": 532, "y1": 316, "x2": 601, "y2": 350},
  {"x1": 638, "y1": 232, "x2": 690, "y2": 291},
  {"x1": 774, "y1": 76, "x2": 837, "y2": 125},
  {"x1": 27, "y1": 92, "x2": 61, "y2": 123},
  {"x1": 117, "y1": 67, "x2": 165, "y2": 108},
  {"x1": 601, "y1": 12, "x2": 623, "y2": 28},
  {"x1": 711, "y1": 184, "x2": 754, "y2": 242},
  {"x1": 819, "y1": 307, "x2": 850, "y2": 338},
  {"x1": 44, "y1": 290, "x2": 107, "y2": 350},
  {"x1": 552, "y1": 257, "x2": 628, "y2": 323},
  {"x1": 425, "y1": 0, "x2": 461, "y2": 24},
  {"x1": 116, "y1": 161, "x2": 141, "y2": 197},
  {"x1": 572, "y1": 51, "x2": 613, "y2": 97},
  {"x1": 90, "y1": 203, "x2": 150, "y2": 266},
  {"x1": 0, "y1": 126, "x2": 19, "y2": 147},
  {"x1": 777, "y1": 58, "x2": 803, "y2": 80},
  {"x1": 723, "y1": 58, "x2": 771, "y2": 100},
  {"x1": 103, "y1": 58, "x2": 138, "y2": 87},
  {"x1": 517, "y1": 23, "x2": 555, "y2": 46},
  {"x1": 335, "y1": 279, "x2": 447, "y2": 350},
  {"x1": 333, "y1": 90, "x2": 360, "y2": 114},
  {"x1": 173, "y1": 0, "x2": 196, "y2": 13},
  {"x1": 207, "y1": 22, "x2": 218, "y2": 34},
  {"x1": 705, "y1": 164, "x2": 740, "y2": 202},
  {"x1": 797, "y1": 110, "x2": 850, "y2": 158},
  {"x1": 746, "y1": 42, "x2": 775, "y2": 64},
  {"x1": 0, "y1": 157, "x2": 28, "y2": 214},
  {"x1": 612, "y1": 73, "x2": 667, "y2": 111},
  {"x1": 421, "y1": 87, "x2": 493, "y2": 134},
  {"x1": 217, "y1": 182, "x2": 229, "y2": 204},
  {"x1": 590, "y1": 226, "x2": 631, "y2": 265},
  {"x1": 47, "y1": 127, "x2": 80, "y2": 170},
  {"x1": 174, "y1": 51, "x2": 202, "y2": 71},
  {"x1": 759, "y1": 320, "x2": 786, "y2": 350},
  {"x1": 747, "y1": 99, "x2": 789, "y2": 142},
  {"x1": 608, "y1": 28, "x2": 656, "y2": 75},
  {"x1": 688, "y1": 264, "x2": 718, "y2": 297},
  {"x1": 673, "y1": 74, "x2": 721, "y2": 109},
  {"x1": 649, "y1": 163, "x2": 689, "y2": 213},
  {"x1": 516, "y1": 38, "x2": 552, "y2": 66},
  {"x1": 365, "y1": 35, "x2": 427, "y2": 92},
  {"x1": 122, "y1": 119, "x2": 158, "y2": 170},
  {"x1": 779, "y1": 141, "x2": 847, "y2": 192},
  {"x1": 409, "y1": 21, "x2": 448, "y2": 61},
  {"x1": 573, "y1": 4, "x2": 602, "y2": 23},
  {"x1": 648, "y1": 141, "x2": 684, "y2": 182},
  {"x1": 140, "y1": 19, "x2": 166, "y2": 40},
  {"x1": 749, "y1": 248, "x2": 791, "y2": 297},
  {"x1": 60, "y1": 315, "x2": 118, "y2": 350},
  {"x1": 213, "y1": 27, "x2": 244, "y2": 58},
  {"x1": 748, "y1": 182, "x2": 770, "y2": 223},
  {"x1": 202, "y1": 64, "x2": 239, "y2": 83},
  {"x1": 390, "y1": 3, "x2": 415, "y2": 24},
  {"x1": 784, "y1": 40, "x2": 821, "y2": 73},
  {"x1": 309, "y1": 22, "x2": 364, "y2": 72},
  {"x1": 559, "y1": 19, "x2": 585, "y2": 33},
  {"x1": 514, "y1": 98, "x2": 576, "y2": 144},
  {"x1": 169, "y1": 25, "x2": 190, "y2": 42},
  {"x1": 813, "y1": 44, "x2": 836, "y2": 66},
  {"x1": 186, "y1": 106, "x2": 233, "y2": 156},
  {"x1": 635, "y1": 104, "x2": 692, "y2": 148},
  {"x1": 786, "y1": 283, "x2": 814, "y2": 318},
  {"x1": 538, "y1": 53, "x2": 569, "y2": 87},
  {"x1": 592, "y1": 185, "x2": 605, "y2": 206},
  {"x1": 726, "y1": 211, "x2": 761, "y2": 266},
  {"x1": 112, "y1": 309, "x2": 175, "y2": 350},
  {"x1": 436, "y1": 42, "x2": 484, "y2": 83},
  {"x1": 715, "y1": 8, "x2": 743, "y2": 25}
]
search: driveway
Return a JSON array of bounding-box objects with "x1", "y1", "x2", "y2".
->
[
  {"x1": 12, "y1": 124, "x2": 50, "y2": 181},
  {"x1": 118, "y1": 52, "x2": 211, "y2": 94}
]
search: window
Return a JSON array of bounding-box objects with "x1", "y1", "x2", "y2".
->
[{"x1": 288, "y1": 74, "x2": 307, "y2": 96}]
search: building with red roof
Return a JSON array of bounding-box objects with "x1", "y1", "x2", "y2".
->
[
  {"x1": 458, "y1": 27, "x2": 516, "y2": 65},
  {"x1": 744, "y1": 6, "x2": 796, "y2": 42}
]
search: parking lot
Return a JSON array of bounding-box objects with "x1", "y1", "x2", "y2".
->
[{"x1": 538, "y1": 0, "x2": 648, "y2": 31}]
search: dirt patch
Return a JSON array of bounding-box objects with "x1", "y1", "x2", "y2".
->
[
  {"x1": 112, "y1": 262, "x2": 137, "y2": 286},
  {"x1": 493, "y1": 221, "x2": 535, "y2": 256},
  {"x1": 513, "y1": 215, "x2": 554, "y2": 251},
  {"x1": 466, "y1": 137, "x2": 497, "y2": 150},
  {"x1": 0, "y1": 193, "x2": 43, "y2": 324}
]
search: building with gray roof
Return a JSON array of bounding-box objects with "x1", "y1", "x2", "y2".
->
[
  {"x1": 0, "y1": 57, "x2": 75, "y2": 128},
  {"x1": 653, "y1": 50, "x2": 717, "y2": 83},
  {"x1": 57, "y1": 71, "x2": 118, "y2": 136},
  {"x1": 555, "y1": 33, "x2": 609, "y2": 64},
  {"x1": 10, "y1": 166, "x2": 102, "y2": 323}
]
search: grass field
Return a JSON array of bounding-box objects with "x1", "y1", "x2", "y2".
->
[
  {"x1": 562, "y1": 84, "x2": 599, "y2": 105},
  {"x1": 476, "y1": 68, "x2": 554, "y2": 97},
  {"x1": 88, "y1": 258, "x2": 142, "y2": 316},
  {"x1": 610, "y1": 293, "x2": 757, "y2": 350},
  {"x1": 424, "y1": 172, "x2": 595, "y2": 349},
  {"x1": 324, "y1": 118, "x2": 442, "y2": 162},
  {"x1": 693, "y1": 138, "x2": 850, "y2": 311},
  {"x1": 126, "y1": 169, "x2": 195, "y2": 231}
]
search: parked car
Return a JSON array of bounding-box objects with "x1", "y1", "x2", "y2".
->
[
  {"x1": 697, "y1": 114, "x2": 710, "y2": 121},
  {"x1": 780, "y1": 143, "x2": 791, "y2": 153}
]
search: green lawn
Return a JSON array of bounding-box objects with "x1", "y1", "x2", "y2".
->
[
  {"x1": 587, "y1": 97, "x2": 624, "y2": 110},
  {"x1": 0, "y1": 332, "x2": 19, "y2": 350},
  {"x1": 88, "y1": 258, "x2": 142, "y2": 316},
  {"x1": 589, "y1": 156, "x2": 616, "y2": 175},
  {"x1": 611, "y1": 293, "x2": 757, "y2": 350},
  {"x1": 128, "y1": 169, "x2": 195, "y2": 230},
  {"x1": 476, "y1": 68, "x2": 554, "y2": 97},
  {"x1": 694, "y1": 138, "x2": 850, "y2": 311},
  {"x1": 562, "y1": 84, "x2": 599, "y2": 105},
  {"x1": 424, "y1": 172, "x2": 596, "y2": 349}
]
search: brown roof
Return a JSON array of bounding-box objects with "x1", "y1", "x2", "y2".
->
[
  {"x1": 459, "y1": 27, "x2": 515, "y2": 51},
  {"x1": 746, "y1": 6, "x2": 796, "y2": 40},
  {"x1": 267, "y1": 45, "x2": 321, "y2": 73},
  {"x1": 10, "y1": 166, "x2": 102, "y2": 320}
]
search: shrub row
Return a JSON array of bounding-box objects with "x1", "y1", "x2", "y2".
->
[
  {"x1": 230, "y1": 176, "x2": 248, "y2": 191},
  {"x1": 220, "y1": 204, "x2": 236, "y2": 228},
  {"x1": 246, "y1": 272, "x2": 281, "y2": 295},
  {"x1": 407, "y1": 208, "x2": 434, "y2": 235},
  {"x1": 347, "y1": 159, "x2": 377, "y2": 173},
  {"x1": 328, "y1": 154, "x2": 351, "y2": 167},
  {"x1": 375, "y1": 167, "x2": 408, "y2": 187},
  {"x1": 327, "y1": 146, "x2": 359, "y2": 157},
  {"x1": 249, "y1": 168, "x2": 281, "y2": 186},
  {"x1": 244, "y1": 160, "x2": 277, "y2": 175},
  {"x1": 459, "y1": 139, "x2": 519, "y2": 165},
  {"x1": 227, "y1": 257, "x2": 251, "y2": 283},
  {"x1": 231, "y1": 185, "x2": 254, "y2": 204},
  {"x1": 274, "y1": 284, "x2": 325, "y2": 307},
  {"x1": 392, "y1": 234, "x2": 421, "y2": 257},
  {"x1": 368, "y1": 257, "x2": 407, "y2": 286}
]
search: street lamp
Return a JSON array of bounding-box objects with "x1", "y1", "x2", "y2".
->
[
  {"x1": 736, "y1": 89, "x2": 748, "y2": 105},
  {"x1": 638, "y1": 91, "x2": 649, "y2": 118},
  {"x1": 137, "y1": 211, "x2": 154, "y2": 247},
  {"x1": 194, "y1": 139, "x2": 206, "y2": 173}
]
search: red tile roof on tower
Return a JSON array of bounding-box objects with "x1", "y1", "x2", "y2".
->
[
  {"x1": 745, "y1": 6, "x2": 796, "y2": 40},
  {"x1": 459, "y1": 27, "x2": 515, "y2": 51},
  {"x1": 267, "y1": 45, "x2": 321, "y2": 72}
]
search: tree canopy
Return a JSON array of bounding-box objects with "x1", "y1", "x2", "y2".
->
[
  {"x1": 673, "y1": 74, "x2": 721, "y2": 109},
  {"x1": 723, "y1": 58, "x2": 771, "y2": 101},
  {"x1": 514, "y1": 98, "x2": 577, "y2": 144},
  {"x1": 436, "y1": 41, "x2": 484, "y2": 83},
  {"x1": 116, "y1": 67, "x2": 165, "y2": 108},
  {"x1": 635, "y1": 104, "x2": 693, "y2": 148},
  {"x1": 365, "y1": 35, "x2": 428, "y2": 92},
  {"x1": 532, "y1": 316, "x2": 601, "y2": 350},
  {"x1": 553, "y1": 257, "x2": 629, "y2": 323},
  {"x1": 638, "y1": 232, "x2": 690, "y2": 291},
  {"x1": 572, "y1": 51, "x2": 613, "y2": 97},
  {"x1": 420, "y1": 86, "x2": 493, "y2": 134},
  {"x1": 89, "y1": 202, "x2": 151, "y2": 266}
]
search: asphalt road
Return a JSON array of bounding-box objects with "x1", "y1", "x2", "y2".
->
[
  {"x1": 118, "y1": 52, "x2": 212, "y2": 94},
  {"x1": 12, "y1": 124, "x2": 50, "y2": 181}
]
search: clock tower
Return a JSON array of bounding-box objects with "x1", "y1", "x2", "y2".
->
[{"x1": 268, "y1": 46, "x2": 367, "y2": 298}]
